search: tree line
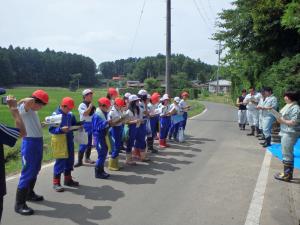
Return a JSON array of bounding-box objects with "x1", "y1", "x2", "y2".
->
[
  {"x1": 215, "y1": 0, "x2": 300, "y2": 105},
  {"x1": 0, "y1": 46, "x2": 97, "y2": 87},
  {"x1": 98, "y1": 54, "x2": 217, "y2": 83}
]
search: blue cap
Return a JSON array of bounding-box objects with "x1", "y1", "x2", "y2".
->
[{"x1": 0, "y1": 88, "x2": 6, "y2": 95}]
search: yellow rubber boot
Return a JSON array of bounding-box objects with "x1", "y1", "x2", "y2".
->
[{"x1": 108, "y1": 157, "x2": 120, "y2": 171}]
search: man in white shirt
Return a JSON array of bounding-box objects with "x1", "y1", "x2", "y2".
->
[{"x1": 243, "y1": 87, "x2": 262, "y2": 136}]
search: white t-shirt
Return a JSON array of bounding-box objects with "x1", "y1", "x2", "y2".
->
[
  {"x1": 108, "y1": 106, "x2": 123, "y2": 126},
  {"x1": 126, "y1": 109, "x2": 143, "y2": 120},
  {"x1": 179, "y1": 99, "x2": 189, "y2": 112},
  {"x1": 78, "y1": 102, "x2": 92, "y2": 122},
  {"x1": 170, "y1": 103, "x2": 183, "y2": 115},
  {"x1": 18, "y1": 103, "x2": 43, "y2": 138},
  {"x1": 158, "y1": 103, "x2": 171, "y2": 116},
  {"x1": 243, "y1": 93, "x2": 262, "y2": 111}
]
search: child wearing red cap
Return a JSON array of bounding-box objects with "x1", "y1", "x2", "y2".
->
[
  {"x1": 147, "y1": 93, "x2": 161, "y2": 152},
  {"x1": 92, "y1": 97, "x2": 123, "y2": 179},
  {"x1": 15, "y1": 90, "x2": 48, "y2": 216},
  {"x1": 180, "y1": 92, "x2": 191, "y2": 131},
  {"x1": 49, "y1": 97, "x2": 79, "y2": 192},
  {"x1": 106, "y1": 87, "x2": 119, "y2": 105},
  {"x1": 107, "y1": 97, "x2": 126, "y2": 171}
]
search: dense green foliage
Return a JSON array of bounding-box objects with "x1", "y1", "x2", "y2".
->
[
  {"x1": 99, "y1": 54, "x2": 217, "y2": 82},
  {"x1": 215, "y1": 0, "x2": 300, "y2": 106},
  {"x1": 0, "y1": 46, "x2": 97, "y2": 87}
]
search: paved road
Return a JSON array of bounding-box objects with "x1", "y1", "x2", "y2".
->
[{"x1": 2, "y1": 102, "x2": 299, "y2": 225}]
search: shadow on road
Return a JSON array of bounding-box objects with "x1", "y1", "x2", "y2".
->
[
  {"x1": 64, "y1": 185, "x2": 125, "y2": 201},
  {"x1": 35, "y1": 200, "x2": 112, "y2": 225},
  {"x1": 110, "y1": 174, "x2": 157, "y2": 185}
]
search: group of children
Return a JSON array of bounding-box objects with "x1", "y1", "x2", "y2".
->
[{"x1": 14, "y1": 88, "x2": 191, "y2": 216}]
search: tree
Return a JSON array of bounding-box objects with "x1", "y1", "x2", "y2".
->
[{"x1": 144, "y1": 78, "x2": 160, "y2": 90}]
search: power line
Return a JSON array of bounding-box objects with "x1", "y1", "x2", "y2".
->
[
  {"x1": 197, "y1": 0, "x2": 214, "y2": 26},
  {"x1": 192, "y1": 0, "x2": 213, "y2": 32},
  {"x1": 129, "y1": 0, "x2": 147, "y2": 57}
]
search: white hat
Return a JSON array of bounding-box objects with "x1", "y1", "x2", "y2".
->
[
  {"x1": 124, "y1": 92, "x2": 131, "y2": 98},
  {"x1": 161, "y1": 94, "x2": 170, "y2": 101},
  {"x1": 138, "y1": 89, "x2": 148, "y2": 96},
  {"x1": 129, "y1": 94, "x2": 141, "y2": 102},
  {"x1": 82, "y1": 89, "x2": 93, "y2": 96},
  {"x1": 147, "y1": 94, "x2": 151, "y2": 99},
  {"x1": 174, "y1": 97, "x2": 181, "y2": 103}
]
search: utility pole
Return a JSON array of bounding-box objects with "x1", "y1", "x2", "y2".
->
[
  {"x1": 165, "y1": 0, "x2": 171, "y2": 95},
  {"x1": 216, "y1": 40, "x2": 222, "y2": 94}
]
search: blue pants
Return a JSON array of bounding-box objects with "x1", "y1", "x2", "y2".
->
[
  {"x1": 111, "y1": 126, "x2": 123, "y2": 158},
  {"x1": 126, "y1": 124, "x2": 137, "y2": 153},
  {"x1": 54, "y1": 139, "x2": 75, "y2": 176},
  {"x1": 150, "y1": 115, "x2": 159, "y2": 138},
  {"x1": 182, "y1": 112, "x2": 188, "y2": 130},
  {"x1": 262, "y1": 115, "x2": 275, "y2": 138},
  {"x1": 18, "y1": 137, "x2": 43, "y2": 189},
  {"x1": 169, "y1": 122, "x2": 180, "y2": 139},
  {"x1": 79, "y1": 122, "x2": 93, "y2": 154},
  {"x1": 135, "y1": 123, "x2": 147, "y2": 151},
  {"x1": 160, "y1": 117, "x2": 171, "y2": 139},
  {"x1": 94, "y1": 135, "x2": 108, "y2": 167}
]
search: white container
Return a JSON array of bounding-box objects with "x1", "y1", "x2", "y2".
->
[{"x1": 45, "y1": 114, "x2": 62, "y2": 125}]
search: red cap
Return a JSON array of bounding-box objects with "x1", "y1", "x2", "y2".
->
[
  {"x1": 114, "y1": 97, "x2": 125, "y2": 107},
  {"x1": 61, "y1": 97, "x2": 75, "y2": 110},
  {"x1": 151, "y1": 93, "x2": 161, "y2": 104},
  {"x1": 98, "y1": 97, "x2": 111, "y2": 107},
  {"x1": 32, "y1": 90, "x2": 49, "y2": 104},
  {"x1": 108, "y1": 88, "x2": 118, "y2": 97},
  {"x1": 181, "y1": 91, "x2": 189, "y2": 97}
]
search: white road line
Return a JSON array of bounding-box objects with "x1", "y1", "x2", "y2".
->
[
  {"x1": 6, "y1": 105, "x2": 208, "y2": 182},
  {"x1": 244, "y1": 150, "x2": 272, "y2": 225}
]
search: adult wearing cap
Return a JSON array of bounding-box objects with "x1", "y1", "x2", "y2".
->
[
  {"x1": 107, "y1": 87, "x2": 119, "y2": 105},
  {"x1": 15, "y1": 90, "x2": 49, "y2": 216},
  {"x1": 0, "y1": 90, "x2": 26, "y2": 222},
  {"x1": 49, "y1": 97, "x2": 79, "y2": 192},
  {"x1": 92, "y1": 98, "x2": 123, "y2": 179},
  {"x1": 179, "y1": 92, "x2": 191, "y2": 131},
  {"x1": 169, "y1": 97, "x2": 184, "y2": 141},
  {"x1": 107, "y1": 97, "x2": 126, "y2": 171},
  {"x1": 75, "y1": 89, "x2": 96, "y2": 167},
  {"x1": 158, "y1": 94, "x2": 172, "y2": 148}
]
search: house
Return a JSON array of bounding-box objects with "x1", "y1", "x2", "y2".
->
[
  {"x1": 112, "y1": 75, "x2": 125, "y2": 81},
  {"x1": 208, "y1": 79, "x2": 231, "y2": 93},
  {"x1": 126, "y1": 80, "x2": 145, "y2": 88}
]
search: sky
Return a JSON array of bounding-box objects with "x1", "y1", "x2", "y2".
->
[{"x1": 0, "y1": 0, "x2": 233, "y2": 66}]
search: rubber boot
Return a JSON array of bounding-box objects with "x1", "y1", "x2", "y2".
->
[
  {"x1": 247, "y1": 126, "x2": 255, "y2": 136},
  {"x1": 132, "y1": 148, "x2": 141, "y2": 160},
  {"x1": 15, "y1": 188, "x2": 34, "y2": 215},
  {"x1": 274, "y1": 161, "x2": 294, "y2": 182},
  {"x1": 108, "y1": 157, "x2": 120, "y2": 171},
  {"x1": 125, "y1": 153, "x2": 137, "y2": 166},
  {"x1": 147, "y1": 137, "x2": 158, "y2": 154},
  {"x1": 159, "y1": 139, "x2": 167, "y2": 148},
  {"x1": 239, "y1": 124, "x2": 242, "y2": 130},
  {"x1": 242, "y1": 124, "x2": 246, "y2": 130},
  {"x1": 74, "y1": 151, "x2": 84, "y2": 167},
  {"x1": 258, "y1": 134, "x2": 265, "y2": 140},
  {"x1": 64, "y1": 172, "x2": 79, "y2": 187},
  {"x1": 140, "y1": 151, "x2": 151, "y2": 162},
  {"x1": 255, "y1": 127, "x2": 261, "y2": 137},
  {"x1": 53, "y1": 174, "x2": 64, "y2": 192},
  {"x1": 84, "y1": 146, "x2": 95, "y2": 164},
  {"x1": 164, "y1": 139, "x2": 170, "y2": 147},
  {"x1": 95, "y1": 166, "x2": 110, "y2": 179},
  {"x1": 26, "y1": 179, "x2": 44, "y2": 202},
  {"x1": 262, "y1": 136, "x2": 272, "y2": 148}
]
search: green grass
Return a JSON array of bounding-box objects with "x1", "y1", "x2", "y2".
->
[
  {"x1": 198, "y1": 93, "x2": 234, "y2": 106},
  {"x1": 2, "y1": 87, "x2": 205, "y2": 175},
  {"x1": 2, "y1": 87, "x2": 107, "y2": 175},
  {"x1": 187, "y1": 100, "x2": 205, "y2": 118}
]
